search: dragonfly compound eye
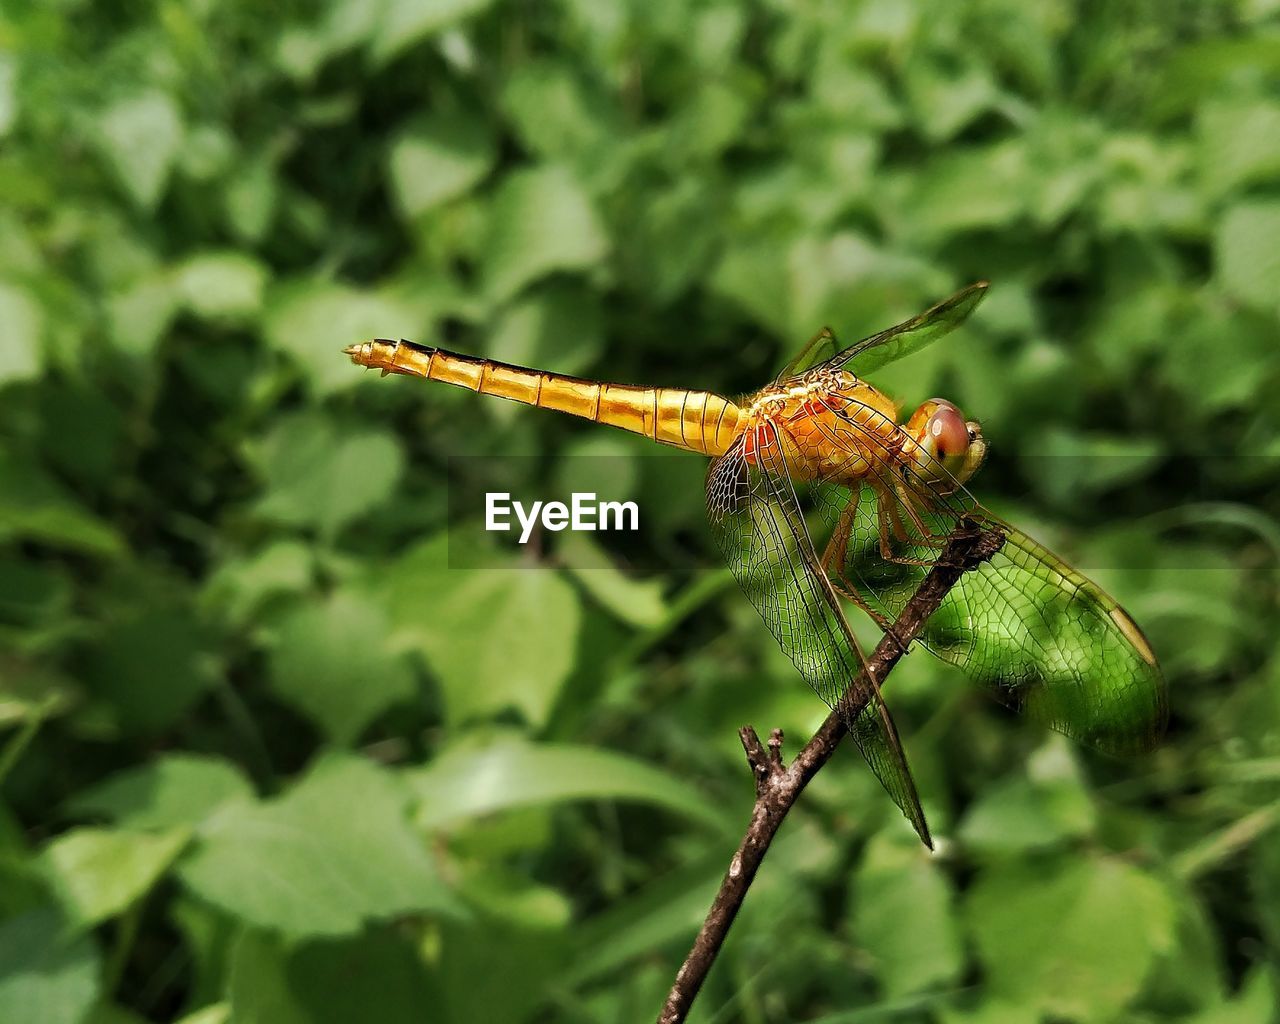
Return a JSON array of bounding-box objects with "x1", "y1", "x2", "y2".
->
[
  {"x1": 904, "y1": 398, "x2": 986, "y2": 489},
  {"x1": 926, "y1": 400, "x2": 970, "y2": 460}
]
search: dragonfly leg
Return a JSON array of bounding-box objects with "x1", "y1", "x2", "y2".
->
[
  {"x1": 876, "y1": 491, "x2": 898, "y2": 561},
  {"x1": 891, "y1": 478, "x2": 952, "y2": 550},
  {"x1": 885, "y1": 491, "x2": 911, "y2": 545},
  {"x1": 873, "y1": 482, "x2": 945, "y2": 568},
  {"x1": 818, "y1": 489, "x2": 872, "y2": 602},
  {"x1": 819, "y1": 490, "x2": 856, "y2": 575},
  {"x1": 820, "y1": 496, "x2": 867, "y2": 590},
  {"x1": 832, "y1": 579, "x2": 904, "y2": 646},
  {"x1": 820, "y1": 493, "x2": 908, "y2": 653},
  {"x1": 893, "y1": 482, "x2": 988, "y2": 569}
]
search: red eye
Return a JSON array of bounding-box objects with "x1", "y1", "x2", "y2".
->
[
  {"x1": 905, "y1": 398, "x2": 985, "y2": 491},
  {"x1": 926, "y1": 401, "x2": 970, "y2": 458}
]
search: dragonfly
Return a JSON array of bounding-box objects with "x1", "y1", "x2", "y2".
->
[{"x1": 345, "y1": 282, "x2": 1167, "y2": 847}]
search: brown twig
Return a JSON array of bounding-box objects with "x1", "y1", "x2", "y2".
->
[{"x1": 657, "y1": 519, "x2": 1004, "y2": 1024}]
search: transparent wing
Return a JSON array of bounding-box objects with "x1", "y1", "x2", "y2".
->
[
  {"x1": 777, "y1": 282, "x2": 989, "y2": 384},
  {"x1": 705, "y1": 430, "x2": 931, "y2": 846},
  {"x1": 775, "y1": 326, "x2": 841, "y2": 382},
  {"x1": 806, "y1": 401, "x2": 1167, "y2": 755}
]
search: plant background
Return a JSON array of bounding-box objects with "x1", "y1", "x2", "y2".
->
[{"x1": 2, "y1": 1, "x2": 1280, "y2": 1022}]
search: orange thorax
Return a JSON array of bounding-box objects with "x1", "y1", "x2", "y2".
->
[{"x1": 739, "y1": 374, "x2": 902, "y2": 483}]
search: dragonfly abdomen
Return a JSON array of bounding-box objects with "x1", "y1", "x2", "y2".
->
[{"x1": 345, "y1": 339, "x2": 744, "y2": 456}]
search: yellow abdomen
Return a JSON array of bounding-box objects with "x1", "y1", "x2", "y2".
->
[{"x1": 345, "y1": 339, "x2": 746, "y2": 457}]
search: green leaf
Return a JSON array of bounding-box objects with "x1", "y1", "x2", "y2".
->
[
  {"x1": 485, "y1": 280, "x2": 604, "y2": 383},
  {"x1": 1253, "y1": 824, "x2": 1280, "y2": 956},
  {"x1": 178, "y1": 754, "x2": 465, "y2": 938},
  {"x1": 484, "y1": 165, "x2": 609, "y2": 302},
  {"x1": 1185, "y1": 967, "x2": 1276, "y2": 1024},
  {"x1": 227, "y1": 928, "x2": 435, "y2": 1024},
  {"x1": 0, "y1": 554, "x2": 70, "y2": 626},
  {"x1": 500, "y1": 61, "x2": 614, "y2": 163},
  {"x1": 64, "y1": 754, "x2": 255, "y2": 830},
  {"x1": 561, "y1": 853, "x2": 725, "y2": 988},
  {"x1": 666, "y1": 80, "x2": 752, "y2": 162},
  {"x1": 453, "y1": 862, "x2": 572, "y2": 930},
  {"x1": 263, "y1": 280, "x2": 425, "y2": 394},
  {"x1": 180, "y1": 124, "x2": 235, "y2": 182},
  {"x1": 559, "y1": 532, "x2": 667, "y2": 629},
  {"x1": 105, "y1": 272, "x2": 178, "y2": 359},
  {"x1": 709, "y1": 236, "x2": 793, "y2": 337},
  {"x1": 379, "y1": 534, "x2": 581, "y2": 727},
  {"x1": 1197, "y1": 100, "x2": 1280, "y2": 196},
  {"x1": 0, "y1": 450, "x2": 124, "y2": 558},
  {"x1": 225, "y1": 158, "x2": 278, "y2": 243},
  {"x1": 372, "y1": 0, "x2": 496, "y2": 64},
  {"x1": 1215, "y1": 200, "x2": 1280, "y2": 313},
  {"x1": 408, "y1": 737, "x2": 733, "y2": 833},
  {"x1": 958, "y1": 737, "x2": 1096, "y2": 854},
  {"x1": 0, "y1": 54, "x2": 15, "y2": 138},
  {"x1": 84, "y1": 1002, "x2": 152, "y2": 1024},
  {"x1": 40, "y1": 827, "x2": 190, "y2": 929},
  {"x1": 964, "y1": 855, "x2": 1176, "y2": 1020},
  {"x1": 169, "y1": 898, "x2": 237, "y2": 1013},
  {"x1": 201, "y1": 540, "x2": 315, "y2": 628},
  {"x1": 174, "y1": 1005, "x2": 230, "y2": 1024},
  {"x1": 1020, "y1": 428, "x2": 1163, "y2": 507},
  {"x1": 621, "y1": 177, "x2": 722, "y2": 303},
  {"x1": 223, "y1": 932, "x2": 306, "y2": 1024},
  {"x1": 97, "y1": 91, "x2": 184, "y2": 210},
  {"x1": 0, "y1": 665, "x2": 75, "y2": 730},
  {"x1": 1159, "y1": 300, "x2": 1280, "y2": 413},
  {"x1": 554, "y1": 432, "x2": 639, "y2": 501},
  {"x1": 387, "y1": 113, "x2": 494, "y2": 219},
  {"x1": 1145, "y1": 890, "x2": 1229, "y2": 1014},
  {"x1": 174, "y1": 252, "x2": 269, "y2": 323},
  {"x1": 80, "y1": 605, "x2": 215, "y2": 736},
  {"x1": 0, "y1": 908, "x2": 100, "y2": 1024},
  {"x1": 250, "y1": 412, "x2": 404, "y2": 539},
  {"x1": 267, "y1": 589, "x2": 417, "y2": 745},
  {"x1": 436, "y1": 915, "x2": 569, "y2": 1023},
  {"x1": 852, "y1": 831, "x2": 964, "y2": 997},
  {"x1": 1094, "y1": 133, "x2": 1201, "y2": 236},
  {"x1": 898, "y1": 141, "x2": 1030, "y2": 242},
  {"x1": 939, "y1": 999, "x2": 1031, "y2": 1024},
  {"x1": 0, "y1": 280, "x2": 42, "y2": 385},
  {"x1": 905, "y1": 61, "x2": 999, "y2": 142}
]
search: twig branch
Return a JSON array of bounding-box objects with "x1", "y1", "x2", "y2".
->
[{"x1": 657, "y1": 519, "x2": 1004, "y2": 1024}]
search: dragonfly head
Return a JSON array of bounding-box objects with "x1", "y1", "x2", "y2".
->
[{"x1": 904, "y1": 398, "x2": 986, "y2": 492}]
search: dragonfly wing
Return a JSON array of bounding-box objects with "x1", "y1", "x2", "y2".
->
[
  {"x1": 775, "y1": 284, "x2": 987, "y2": 384},
  {"x1": 706, "y1": 433, "x2": 931, "y2": 846},
  {"x1": 814, "y1": 461, "x2": 1167, "y2": 755},
  {"x1": 775, "y1": 326, "x2": 841, "y2": 382},
  {"x1": 830, "y1": 282, "x2": 989, "y2": 379}
]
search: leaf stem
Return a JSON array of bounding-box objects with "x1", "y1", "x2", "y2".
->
[
  {"x1": 105, "y1": 897, "x2": 145, "y2": 995},
  {"x1": 210, "y1": 676, "x2": 275, "y2": 790},
  {"x1": 0, "y1": 698, "x2": 57, "y2": 791},
  {"x1": 610, "y1": 568, "x2": 736, "y2": 674},
  {"x1": 1172, "y1": 797, "x2": 1280, "y2": 881}
]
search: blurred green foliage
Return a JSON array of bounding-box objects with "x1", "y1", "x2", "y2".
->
[{"x1": 1, "y1": 0, "x2": 1279, "y2": 1021}]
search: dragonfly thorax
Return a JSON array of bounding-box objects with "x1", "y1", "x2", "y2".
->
[{"x1": 741, "y1": 373, "x2": 903, "y2": 484}]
